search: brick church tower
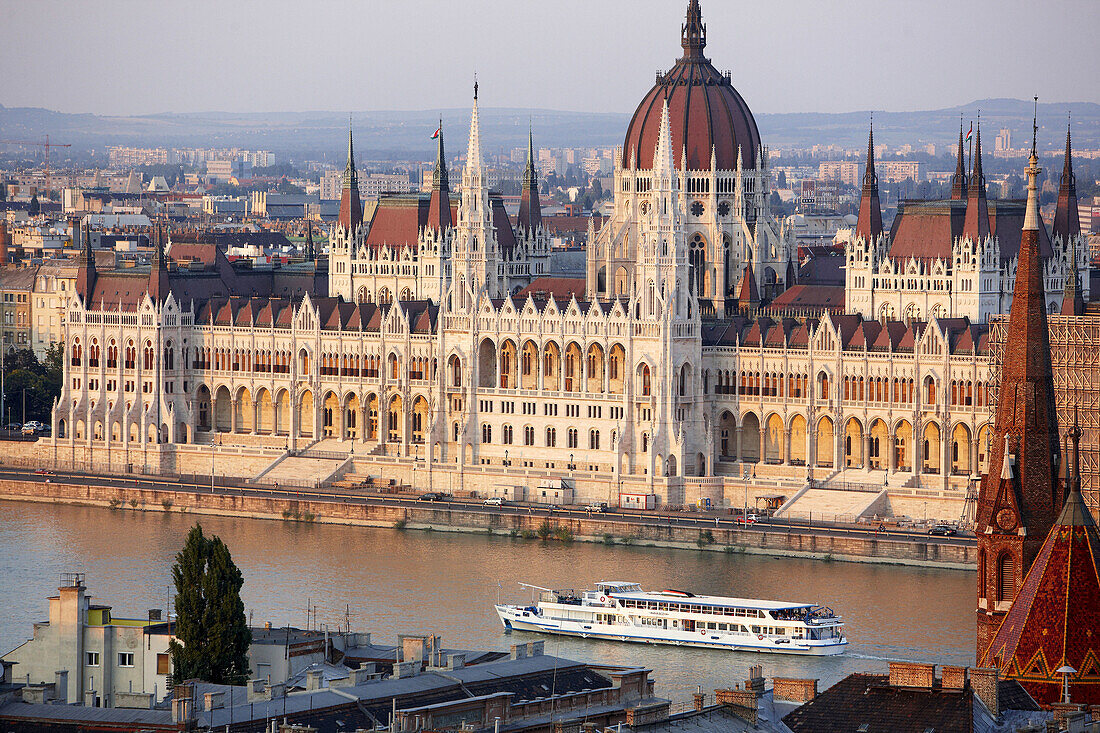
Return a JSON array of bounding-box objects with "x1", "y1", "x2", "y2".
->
[{"x1": 974, "y1": 121, "x2": 1064, "y2": 660}]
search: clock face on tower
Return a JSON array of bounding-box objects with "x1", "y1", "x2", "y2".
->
[{"x1": 996, "y1": 508, "x2": 1018, "y2": 532}]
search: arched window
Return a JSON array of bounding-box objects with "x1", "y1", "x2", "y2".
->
[
  {"x1": 997, "y1": 554, "x2": 1015, "y2": 602},
  {"x1": 589, "y1": 429, "x2": 600, "y2": 450},
  {"x1": 502, "y1": 424, "x2": 513, "y2": 445},
  {"x1": 546, "y1": 427, "x2": 556, "y2": 447},
  {"x1": 70, "y1": 339, "x2": 82, "y2": 366},
  {"x1": 481, "y1": 423, "x2": 492, "y2": 444},
  {"x1": 642, "y1": 433, "x2": 649, "y2": 453},
  {"x1": 567, "y1": 428, "x2": 578, "y2": 449},
  {"x1": 924, "y1": 376, "x2": 937, "y2": 406},
  {"x1": 524, "y1": 425, "x2": 535, "y2": 446}
]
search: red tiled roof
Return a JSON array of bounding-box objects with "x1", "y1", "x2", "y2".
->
[
  {"x1": 888, "y1": 199, "x2": 1053, "y2": 262},
  {"x1": 980, "y1": 488, "x2": 1100, "y2": 705},
  {"x1": 767, "y1": 285, "x2": 844, "y2": 311},
  {"x1": 364, "y1": 195, "x2": 459, "y2": 250},
  {"x1": 516, "y1": 277, "x2": 586, "y2": 301}
]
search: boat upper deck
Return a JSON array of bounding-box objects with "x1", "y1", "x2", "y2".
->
[{"x1": 606, "y1": 591, "x2": 814, "y2": 612}]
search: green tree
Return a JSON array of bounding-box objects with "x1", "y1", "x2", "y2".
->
[
  {"x1": 28, "y1": 193, "x2": 40, "y2": 216},
  {"x1": 168, "y1": 524, "x2": 252, "y2": 685}
]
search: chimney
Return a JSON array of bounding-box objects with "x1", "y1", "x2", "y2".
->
[
  {"x1": 970, "y1": 667, "x2": 1000, "y2": 718},
  {"x1": 305, "y1": 669, "x2": 324, "y2": 691},
  {"x1": 247, "y1": 679, "x2": 267, "y2": 702},
  {"x1": 888, "y1": 662, "x2": 936, "y2": 689},
  {"x1": 203, "y1": 691, "x2": 224, "y2": 710},
  {"x1": 511, "y1": 644, "x2": 528, "y2": 661},
  {"x1": 744, "y1": 665, "x2": 765, "y2": 695},
  {"x1": 54, "y1": 671, "x2": 68, "y2": 702},
  {"x1": 941, "y1": 666, "x2": 967, "y2": 691},
  {"x1": 448, "y1": 653, "x2": 465, "y2": 670},
  {"x1": 693, "y1": 692, "x2": 705, "y2": 711},
  {"x1": 771, "y1": 678, "x2": 818, "y2": 703},
  {"x1": 83, "y1": 689, "x2": 97, "y2": 707},
  {"x1": 172, "y1": 684, "x2": 195, "y2": 724},
  {"x1": 527, "y1": 641, "x2": 544, "y2": 657}
]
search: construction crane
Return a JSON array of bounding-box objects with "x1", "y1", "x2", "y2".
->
[{"x1": 0, "y1": 135, "x2": 73, "y2": 201}]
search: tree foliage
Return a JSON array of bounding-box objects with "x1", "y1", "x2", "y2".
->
[
  {"x1": 169, "y1": 524, "x2": 252, "y2": 685},
  {"x1": 2, "y1": 346, "x2": 61, "y2": 423}
]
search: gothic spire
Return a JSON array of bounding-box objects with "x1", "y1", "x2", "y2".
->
[
  {"x1": 962, "y1": 121, "x2": 989, "y2": 241},
  {"x1": 681, "y1": 0, "x2": 707, "y2": 59},
  {"x1": 976, "y1": 125, "x2": 1062, "y2": 565},
  {"x1": 148, "y1": 221, "x2": 170, "y2": 302},
  {"x1": 426, "y1": 119, "x2": 452, "y2": 232},
  {"x1": 305, "y1": 219, "x2": 315, "y2": 261},
  {"x1": 854, "y1": 121, "x2": 883, "y2": 241},
  {"x1": 1053, "y1": 119, "x2": 1081, "y2": 240},
  {"x1": 337, "y1": 125, "x2": 363, "y2": 232},
  {"x1": 74, "y1": 219, "x2": 96, "y2": 303},
  {"x1": 517, "y1": 127, "x2": 542, "y2": 234},
  {"x1": 950, "y1": 119, "x2": 968, "y2": 201},
  {"x1": 465, "y1": 80, "x2": 483, "y2": 178},
  {"x1": 974, "y1": 118, "x2": 1063, "y2": 663}
]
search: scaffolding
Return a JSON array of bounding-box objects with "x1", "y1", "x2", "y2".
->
[{"x1": 989, "y1": 315, "x2": 1100, "y2": 517}]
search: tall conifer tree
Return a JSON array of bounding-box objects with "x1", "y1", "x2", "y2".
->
[{"x1": 169, "y1": 524, "x2": 252, "y2": 685}]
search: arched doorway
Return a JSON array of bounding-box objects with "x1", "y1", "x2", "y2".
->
[
  {"x1": 789, "y1": 414, "x2": 807, "y2": 465},
  {"x1": 816, "y1": 417, "x2": 834, "y2": 468},
  {"x1": 741, "y1": 413, "x2": 761, "y2": 462}
]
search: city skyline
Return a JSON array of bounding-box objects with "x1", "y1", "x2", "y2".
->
[{"x1": 2, "y1": 0, "x2": 1098, "y2": 117}]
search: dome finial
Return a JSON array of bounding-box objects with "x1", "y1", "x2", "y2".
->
[{"x1": 681, "y1": 0, "x2": 706, "y2": 58}]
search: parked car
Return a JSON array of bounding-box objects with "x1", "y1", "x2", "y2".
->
[
  {"x1": 483, "y1": 497, "x2": 505, "y2": 506},
  {"x1": 4, "y1": 422, "x2": 21, "y2": 431},
  {"x1": 735, "y1": 513, "x2": 759, "y2": 525},
  {"x1": 928, "y1": 524, "x2": 958, "y2": 536},
  {"x1": 22, "y1": 422, "x2": 44, "y2": 435},
  {"x1": 418, "y1": 492, "x2": 445, "y2": 502},
  {"x1": 585, "y1": 502, "x2": 609, "y2": 513}
]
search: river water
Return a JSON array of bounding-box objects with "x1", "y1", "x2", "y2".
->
[{"x1": 0, "y1": 501, "x2": 974, "y2": 701}]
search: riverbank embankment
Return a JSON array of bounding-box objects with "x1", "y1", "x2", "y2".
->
[{"x1": 0, "y1": 475, "x2": 975, "y2": 570}]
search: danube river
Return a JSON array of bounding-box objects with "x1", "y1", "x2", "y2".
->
[{"x1": 0, "y1": 501, "x2": 974, "y2": 701}]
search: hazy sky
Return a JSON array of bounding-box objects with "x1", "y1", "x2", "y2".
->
[{"x1": 3, "y1": 0, "x2": 1098, "y2": 117}]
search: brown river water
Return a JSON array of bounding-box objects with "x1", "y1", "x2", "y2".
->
[{"x1": 0, "y1": 500, "x2": 974, "y2": 702}]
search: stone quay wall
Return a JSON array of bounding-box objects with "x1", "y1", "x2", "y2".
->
[{"x1": 0, "y1": 477, "x2": 976, "y2": 570}]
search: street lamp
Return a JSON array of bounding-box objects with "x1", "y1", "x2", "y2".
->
[{"x1": 503, "y1": 449, "x2": 510, "y2": 467}]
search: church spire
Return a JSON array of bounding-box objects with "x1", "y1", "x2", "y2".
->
[
  {"x1": 681, "y1": 0, "x2": 707, "y2": 59},
  {"x1": 426, "y1": 118, "x2": 453, "y2": 232},
  {"x1": 465, "y1": 78, "x2": 483, "y2": 178},
  {"x1": 962, "y1": 120, "x2": 990, "y2": 241},
  {"x1": 74, "y1": 219, "x2": 96, "y2": 303},
  {"x1": 304, "y1": 219, "x2": 315, "y2": 261},
  {"x1": 337, "y1": 124, "x2": 363, "y2": 232},
  {"x1": 1053, "y1": 118, "x2": 1080, "y2": 240},
  {"x1": 975, "y1": 110, "x2": 1063, "y2": 661},
  {"x1": 950, "y1": 119, "x2": 968, "y2": 201},
  {"x1": 854, "y1": 120, "x2": 883, "y2": 241},
  {"x1": 517, "y1": 127, "x2": 542, "y2": 234},
  {"x1": 148, "y1": 221, "x2": 170, "y2": 302}
]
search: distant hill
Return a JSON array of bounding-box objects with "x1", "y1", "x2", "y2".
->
[{"x1": 1, "y1": 98, "x2": 1097, "y2": 162}]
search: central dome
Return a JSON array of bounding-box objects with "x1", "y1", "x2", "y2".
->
[{"x1": 621, "y1": 0, "x2": 761, "y2": 171}]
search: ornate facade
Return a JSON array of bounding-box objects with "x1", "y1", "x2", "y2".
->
[
  {"x1": 44, "y1": 1, "x2": 1091, "y2": 515},
  {"x1": 845, "y1": 124, "x2": 1089, "y2": 323}
]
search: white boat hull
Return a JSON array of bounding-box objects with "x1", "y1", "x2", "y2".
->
[{"x1": 495, "y1": 604, "x2": 846, "y2": 656}]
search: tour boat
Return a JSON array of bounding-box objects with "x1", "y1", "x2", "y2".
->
[{"x1": 495, "y1": 581, "x2": 846, "y2": 656}]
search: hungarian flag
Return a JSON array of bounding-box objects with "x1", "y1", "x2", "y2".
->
[
  {"x1": 965, "y1": 122, "x2": 973, "y2": 144},
  {"x1": 431, "y1": 124, "x2": 441, "y2": 140}
]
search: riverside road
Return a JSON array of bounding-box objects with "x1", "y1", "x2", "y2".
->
[{"x1": 0, "y1": 466, "x2": 974, "y2": 550}]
